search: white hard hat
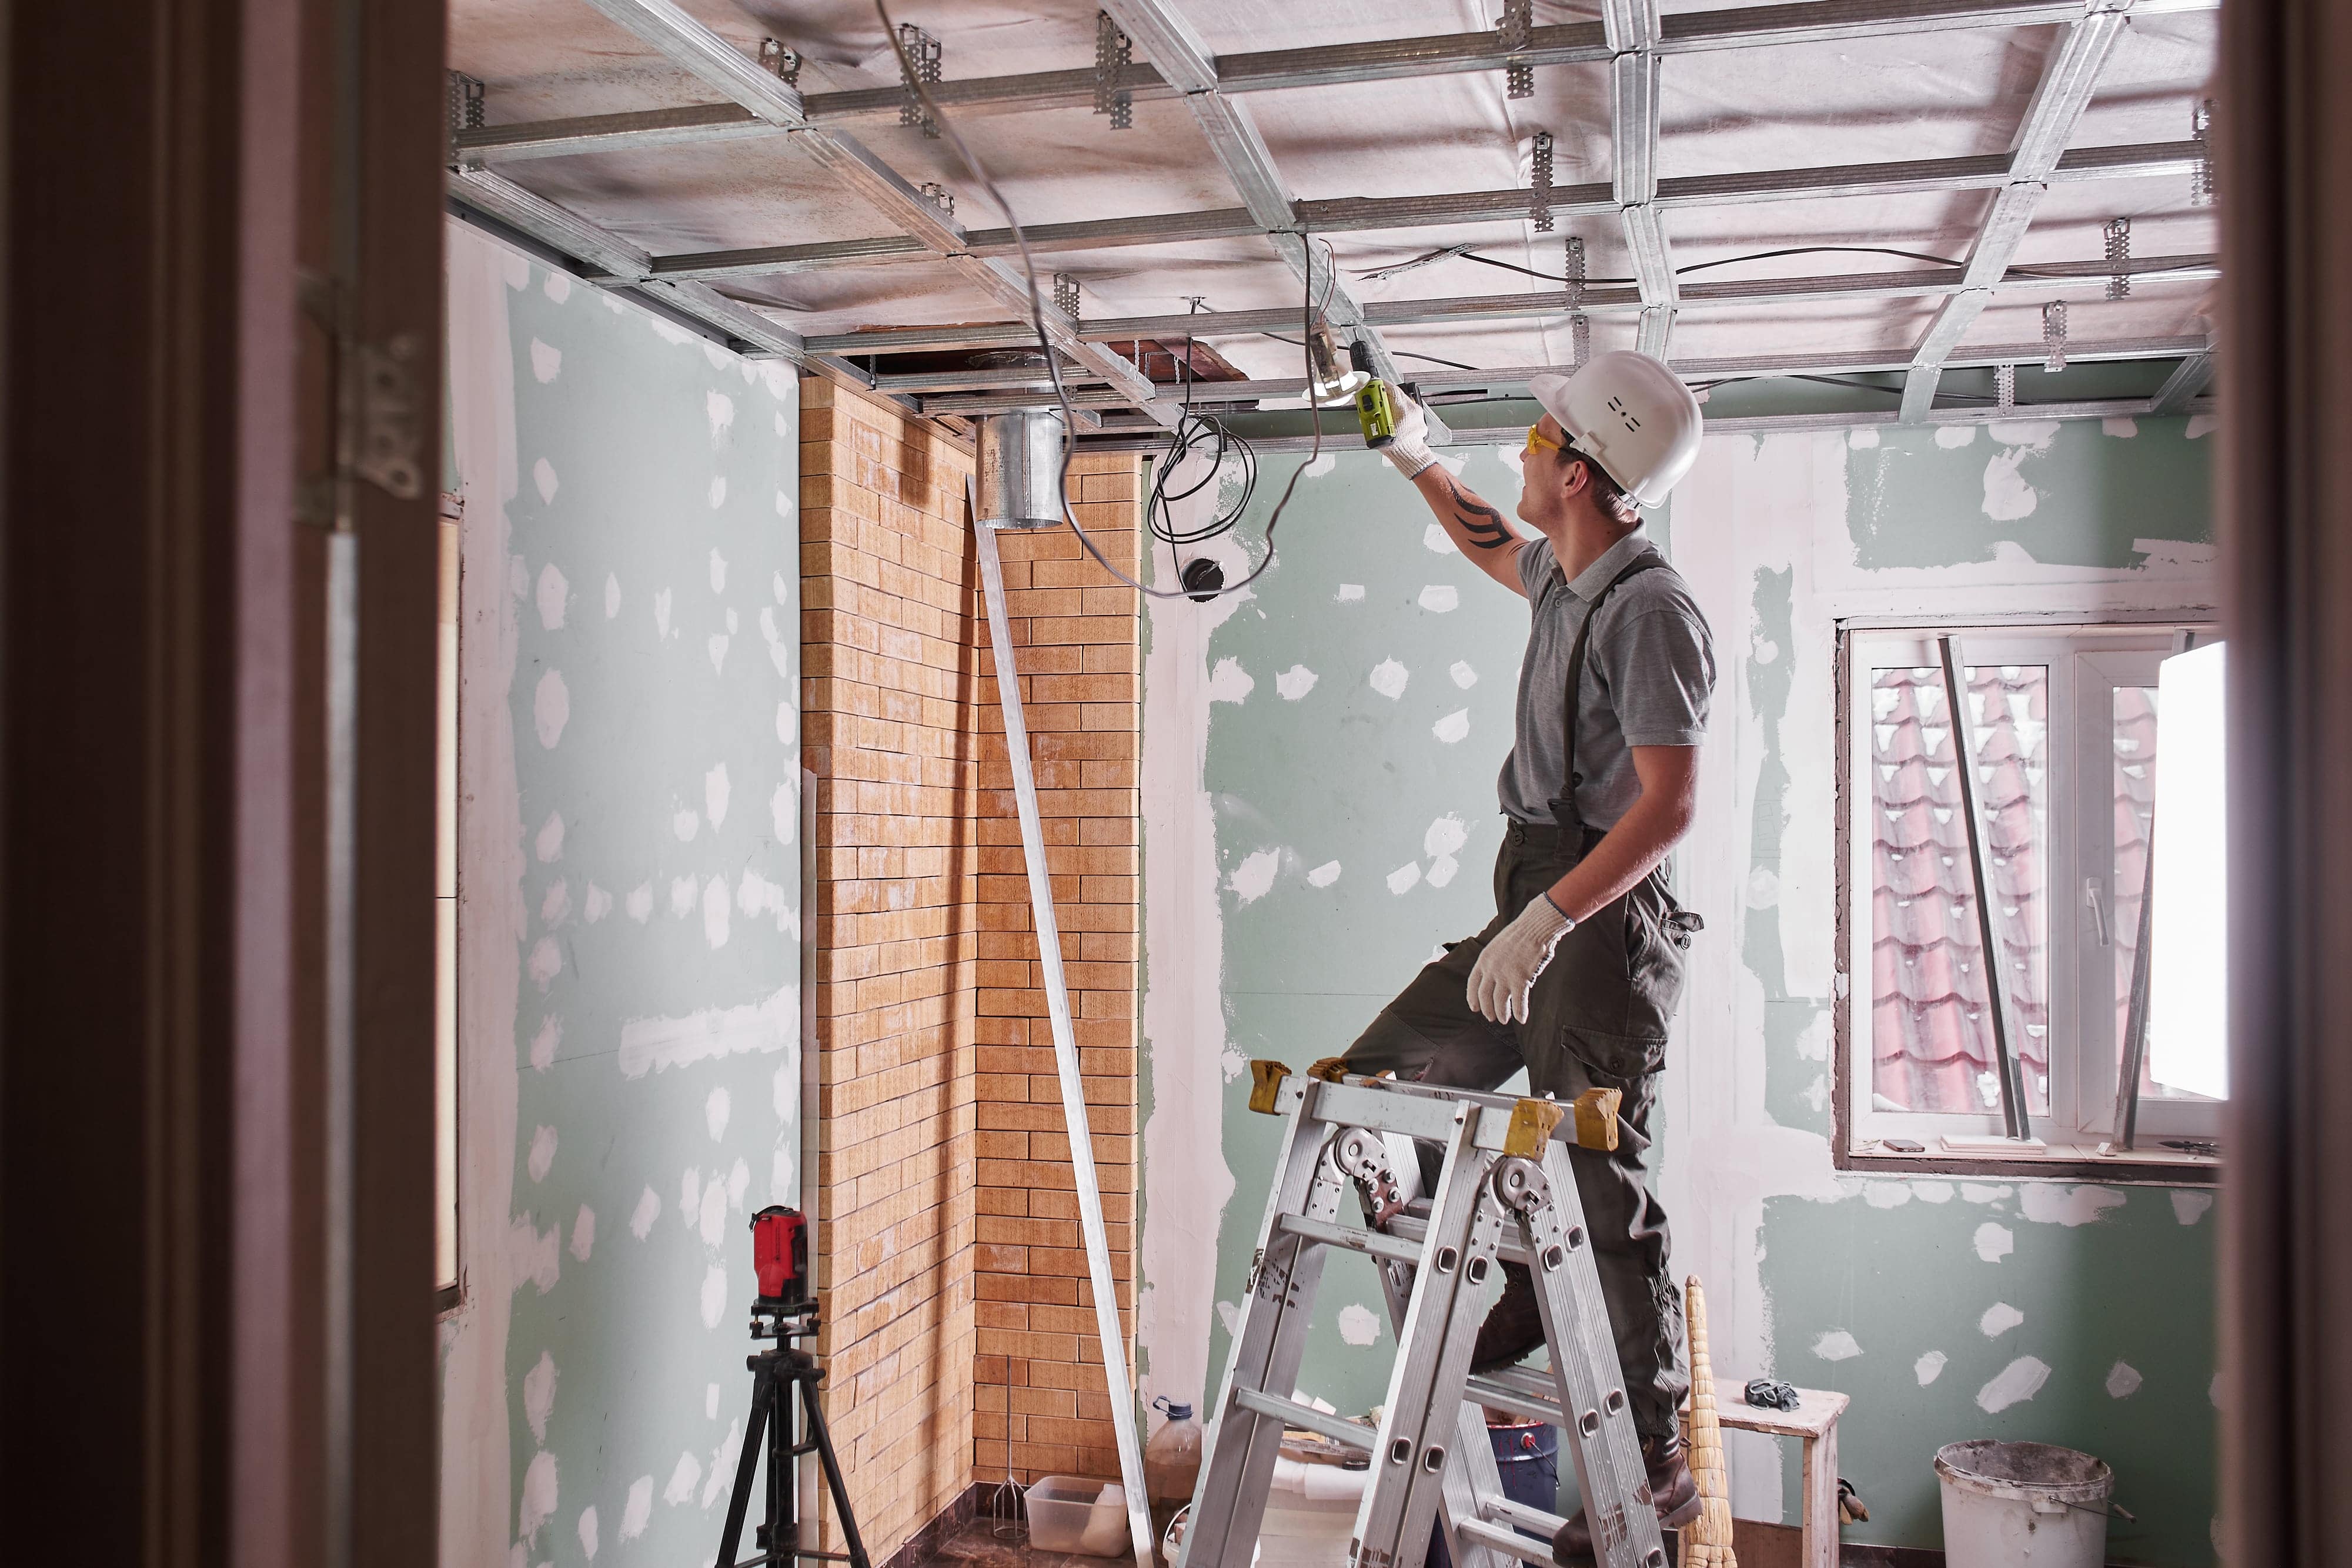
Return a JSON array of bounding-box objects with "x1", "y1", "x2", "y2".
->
[{"x1": 1527, "y1": 350, "x2": 1703, "y2": 507}]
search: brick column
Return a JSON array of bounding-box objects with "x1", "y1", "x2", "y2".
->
[
  {"x1": 800, "y1": 383, "x2": 983, "y2": 1557},
  {"x1": 971, "y1": 454, "x2": 1144, "y2": 1483}
]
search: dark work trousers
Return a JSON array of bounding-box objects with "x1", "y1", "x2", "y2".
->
[{"x1": 1340, "y1": 818, "x2": 1693, "y2": 1444}]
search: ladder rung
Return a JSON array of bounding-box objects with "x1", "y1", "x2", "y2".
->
[
  {"x1": 1464, "y1": 1371, "x2": 1564, "y2": 1427},
  {"x1": 1276, "y1": 1212, "x2": 1423, "y2": 1266},
  {"x1": 1387, "y1": 1213, "x2": 1534, "y2": 1268},
  {"x1": 1485, "y1": 1495, "x2": 1571, "y2": 1540},
  {"x1": 1455, "y1": 1516, "x2": 1561, "y2": 1567},
  {"x1": 1232, "y1": 1388, "x2": 1377, "y2": 1451}
]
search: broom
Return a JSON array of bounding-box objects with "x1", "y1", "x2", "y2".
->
[{"x1": 1678, "y1": 1276, "x2": 1736, "y2": 1568}]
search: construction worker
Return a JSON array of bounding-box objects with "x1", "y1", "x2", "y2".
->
[{"x1": 1342, "y1": 350, "x2": 1714, "y2": 1561}]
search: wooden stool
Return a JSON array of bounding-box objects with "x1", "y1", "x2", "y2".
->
[{"x1": 1711, "y1": 1379, "x2": 1849, "y2": 1568}]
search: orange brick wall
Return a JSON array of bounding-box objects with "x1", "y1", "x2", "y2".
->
[
  {"x1": 801, "y1": 381, "x2": 1144, "y2": 1553},
  {"x1": 972, "y1": 456, "x2": 1142, "y2": 1486},
  {"x1": 801, "y1": 383, "x2": 982, "y2": 1559}
]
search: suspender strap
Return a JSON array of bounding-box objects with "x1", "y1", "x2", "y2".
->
[{"x1": 1553, "y1": 550, "x2": 1669, "y2": 830}]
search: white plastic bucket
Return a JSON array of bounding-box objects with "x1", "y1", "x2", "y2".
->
[{"x1": 1935, "y1": 1441, "x2": 2114, "y2": 1568}]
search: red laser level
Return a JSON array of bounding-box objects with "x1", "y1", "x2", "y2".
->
[{"x1": 750, "y1": 1205, "x2": 808, "y2": 1308}]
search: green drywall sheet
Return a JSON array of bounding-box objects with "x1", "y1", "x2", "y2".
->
[
  {"x1": 453, "y1": 239, "x2": 801, "y2": 1568},
  {"x1": 1142, "y1": 422, "x2": 2217, "y2": 1564}
]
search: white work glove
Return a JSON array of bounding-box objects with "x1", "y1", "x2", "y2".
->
[
  {"x1": 1466, "y1": 894, "x2": 1575, "y2": 1025},
  {"x1": 1379, "y1": 391, "x2": 1439, "y2": 479}
]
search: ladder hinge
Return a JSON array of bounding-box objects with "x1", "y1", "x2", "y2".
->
[{"x1": 353, "y1": 334, "x2": 427, "y2": 503}]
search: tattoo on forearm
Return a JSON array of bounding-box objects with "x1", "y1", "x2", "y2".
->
[{"x1": 1439, "y1": 474, "x2": 1516, "y2": 551}]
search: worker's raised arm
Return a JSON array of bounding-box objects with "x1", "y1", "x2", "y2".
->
[{"x1": 1377, "y1": 394, "x2": 1528, "y2": 595}]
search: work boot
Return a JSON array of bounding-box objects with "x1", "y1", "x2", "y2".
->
[
  {"x1": 1471, "y1": 1261, "x2": 1546, "y2": 1373},
  {"x1": 1549, "y1": 1433, "x2": 1700, "y2": 1564}
]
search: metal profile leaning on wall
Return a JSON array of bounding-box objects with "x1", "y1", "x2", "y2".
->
[{"x1": 1338, "y1": 351, "x2": 1715, "y2": 1563}]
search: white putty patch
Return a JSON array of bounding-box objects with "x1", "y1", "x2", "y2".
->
[
  {"x1": 629, "y1": 1186, "x2": 661, "y2": 1239},
  {"x1": 654, "y1": 588, "x2": 673, "y2": 640},
  {"x1": 541, "y1": 879, "x2": 572, "y2": 927},
  {"x1": 1418, "y1": 584, "x2": 1460, "y2": 613},
  {"x1": 777, "y1": 701, "x2": 795, "y2": 745},
  {"x1": 2187, "y1": 413, "x2": 2218, "y2": 440},
  {"x1": 1337, "y1": 1303, "x2": 1381, "y2": 1346},
  {"x1": 1226, "y1": 848, "x2": 1281, "y2": 905},
  {"x1": 1449, "y1": 660, "x2": 1478, "y2": 688},
  {"x1": 620, "y1": 1478, "x2": 653, "y2": 1541},
  {"x1": 1425, "y1": 815, "x2": 1469, "y2": 860},
  {"x1": 577, "y1": 1506, "x2": 599, "y2": 1561},
  {"x1": 1206, "y1": 657, "x2": 1255, "y2": 704},
  {"x1": 1369, "y1": 659, "x2": 1410, "y2": 699},
  {"x1": 699, "y1": 1178, "x2": 727, "y2": 1246},
  {"x1": 669, "y1": 877, "x2": 698, "y2": 918},
  {"x1": 626, "y1": 882, "x2": 653, "y2": 922},
  {"x1": 673, "y1": 808, "x2": 700, "y2": 842},
  {"x1": 1915, "y1": 1181, "x2": 1955, "y2": 1203},
  {"x1": 1979, "y1": 1301, "x2": 2024, "y2": 1337},
  {"x1": 699, "y1": 1265, "x2": 728, "y2": 1329},
  {"x1": 533, "y1": 457, "x2": 559, "y2": 502},
  {"x1": 500, "y1": 250, "x2": 532, "y2": 289},
  {"x1": 707, "y1": 633, "x2": 729, "y2": 674},
  {"x1": 1745, "y1": 867, "x2": 1781, "y2": 909},
  {"x1": 528, "y1": 936, "x2": 562, "y2": 992},
  {"x1": 1426, "y1": 857, "x2": 1459, "y2": 888},
  {"x1": 1387, "y1": 862, "x2": 1422, "y2": 895},
  {"x1": 569, "y1": 1205, "x2": 594, "y2": 1263},
  {"x1": 2102, "y1": 417, "x2": 2139, "y2": 438},
  {"x1": 1960, "y1": 1183, "x2": 2012, "y2": 1205},
  {"x1": 618, "y1": 986, "x2": 797, "y2": 1078},
  {"x1": 709, "y1": 547, "x2": 727, "y2": 594},
  {"x1": 604, "y1": 573, "x2": 620, "y2": 618},
  {"x1": 524, "y1": 1350, "x2": 559, "y2": 1440},
  {"x1": 542, "y1": 270, "x2": 570, "y2": 303},
  {"x1": 1275, "y1": 665, "x2": 1318, "y2": 701},
  {"x1": 664, "y1": 1451, "x2": 702, "y2": 1506},
  {"x1": 2019, "y1": 1183, "x2": 2125, "y2": 1226},
  {"x1": 1935, "y1": 425, "x2": 1978, "y2": 448},
  {"x1": 706, "y1": 1087, "x2": 731, "y2": 1142},
  {"x1": 1915, "y1": 1350, "x2": 1947, "y2": 1386},
  {"x1": 706, "y1": 763, "x2": 731, "y2": 830},
  {"x1": 703, "y1": 876, "x2": 731, "y2": 948},
  {"x1": 536, "y1": 811, "x2": 564, "y2": 863},
  {"x1": 707, "y1": 390, "x2": 735, "y2": 446},
  {"x1": 534, "y1": 670, "x2": 570, "y2": 748},
  {"x1": 1423, "y1": 523, "x2": 1458, "y2": 555},
  {"x1": 584, "y1": 884, "x2": 612, "y2": 923},
  {"x1": 2107, "y1": 1360, "x2": 2143, "y2": 1399},
  {"x1": 1974, "y1": 1222, "x2": 2014, "y2": 1262},
  {"x1": 1813, "y1": 1329, "x2": 1862, "y2": 1362},
  {"x1": 701, "y1": 1420, "x2": 744, "y2": 1509},
  {"x1": 519, "y1": 1450, "x2": 559, "y2": 1547},
  {"x1": 771, "y1": 783, "x2": 795, "y2": 844},
  {"x1": 2171, "y1": 1189, "x2": 2214, "y2": 1226},
  {"x1": 1431, "y1": 708, "x2": 1471, "y2": 744},
  {"x1": 707, "y1": 476, "x2": 726, "y2": 509},
  {"x1": 1977, "y1": 1355, "x2": 2052, "y2": 1412},
  {"x1": 1989, "y1": 420, "x2": 2061, "y2": 448},
  {"x1": 529, "y1": 339, "x2": 562, "y2": 383},
  {"x1": 509, "y1": 553, "x2": 528, "y2": 600},
  {"x1": 1863, "y1": 1182, "x2": 1910, "y2": 1208},
  {"x1": 529, "y1": 1016, "x2": 561, "y2": 1072},
  {"x1": 1335, "y1": 583, "x2": 1365, "y2": 602},
  {"x1": 1982, "y1": 448, "x2": 2039, "y2": 521},
  {"x1": 729, "y1": 1157, "x2": 750, "y2": 1211},
  {"x1": 1307, "y1": 860, "x2": 1342, "y2": 888},
  {"x1": 1847, "y1": 428, "x2": 1880, "y2": 449},
  {"x1": 1301, "y1": 453, "x2": 1335, "y2": 478},
  {"x1": 528, "y1": 1124, "x2": 558, "y2": 1183},
  {"x1": 681, "y1": 1168, "x2": 701, "y2": 1229}
]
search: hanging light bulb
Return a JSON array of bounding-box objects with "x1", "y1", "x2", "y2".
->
[{"x1": 1307, "y1": 319, "x2": 1370, "y2": 407}]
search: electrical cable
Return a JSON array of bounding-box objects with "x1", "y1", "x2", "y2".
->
[
  {"x1": 1258, "y1": 331, "x2": 1484, "y2": 373},
  {"x1": 1352, "y1": 242, "x2": 1982, "y2": 286},
  {"x1": 877, "y1": 0, "x2": 1321, "y2": 602}
]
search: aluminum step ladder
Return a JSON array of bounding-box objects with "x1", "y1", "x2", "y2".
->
[{"x1": 1177, "y1": 1065, "x2": 1668, "y2": 1568}]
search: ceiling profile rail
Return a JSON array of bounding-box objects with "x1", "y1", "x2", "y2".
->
[
  {"x1": 1097, "y1": 0, "x2": 1404, "y2": 385},
  {"x1": 572, "y1": 0, "x2": 1175, "y2": 426},
  {"x1": 451, "y1": 0, "x2": 2217, "y2": 165},
  {"x1": 629, "y1": 136, "x2": 2204, "y2": 285},
  {"x1": 1896, "y1": 0, "x2": 2134, "y2": 421},
  {"x1": 2148, "y1": 343, "x2": 2215, "y2": 412}
]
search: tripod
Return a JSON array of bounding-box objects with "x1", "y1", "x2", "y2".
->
[{"x1": 714, "y1": 1302, "x2": 871, "y2": 1568}]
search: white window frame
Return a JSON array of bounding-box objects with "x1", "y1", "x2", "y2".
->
[{"x1": 1839, "y1": 620, "x2": 2222, "y2": 1167}]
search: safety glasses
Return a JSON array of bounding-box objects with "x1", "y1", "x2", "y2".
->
[{"x1": 1524, "y1": 423, "x2": 1565, "y2": 456}]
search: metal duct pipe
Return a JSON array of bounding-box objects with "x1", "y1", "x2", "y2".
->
[{"x1": 975, "y1": 409, "x2": 1069, "y2": 530}]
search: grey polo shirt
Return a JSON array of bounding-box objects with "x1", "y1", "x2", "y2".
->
[{"x1": 1497, "y1": 527, "x2": 1716, "y2": 830}]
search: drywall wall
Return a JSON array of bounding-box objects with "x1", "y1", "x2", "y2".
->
[
  {"x1": 1138, "y1": 416, "x2": 2220, "y2": 1563},
  {"x1": 440, "y1": 221, "x2": 803, "y2": 1568}
]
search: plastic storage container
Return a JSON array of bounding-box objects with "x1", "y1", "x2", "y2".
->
[
  {"x1": 1026, "y1": 1476, "x2": 1131, "y2": 1557},
  {"x1": 1935, "y1": 1441, "x2": 2113, "y2": 1568}
]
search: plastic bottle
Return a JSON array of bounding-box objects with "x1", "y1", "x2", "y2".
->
[{"x1": 1145, "y1": 1396, "x2": 1204, "y2": 1503}]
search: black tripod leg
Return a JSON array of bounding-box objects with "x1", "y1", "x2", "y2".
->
[
  {"x1": 716, "y1": 1365, "x2": 773, "y2": 1568},
  {"x1": 799, "y1": 1376, "x2": 873, "y2": 1568}
]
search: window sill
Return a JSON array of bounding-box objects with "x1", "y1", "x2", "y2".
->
[{"x1": 1841, "y1": 1136, "x2": 2219, "y2": 1183}]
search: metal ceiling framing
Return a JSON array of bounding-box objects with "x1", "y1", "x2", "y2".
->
[
  {"x1": 447, "y1": 0, "x2": 2221, "y2": 439},
  {"x1": 1896, "y1": 0, "x2": 2135, "y2": 420}
]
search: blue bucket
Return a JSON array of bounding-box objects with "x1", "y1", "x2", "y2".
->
[{"x1": 1429, "y1": 1423, "x2": 1558, "y2": 1567}]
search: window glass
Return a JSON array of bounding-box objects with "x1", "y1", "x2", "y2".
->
[
  {"x1": 2146, "y1": 642, "x2": 2229, "y2": 1101},
  {"x1": 1868, "y1": 664, "x2": 2050, "y2": 1118}
]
